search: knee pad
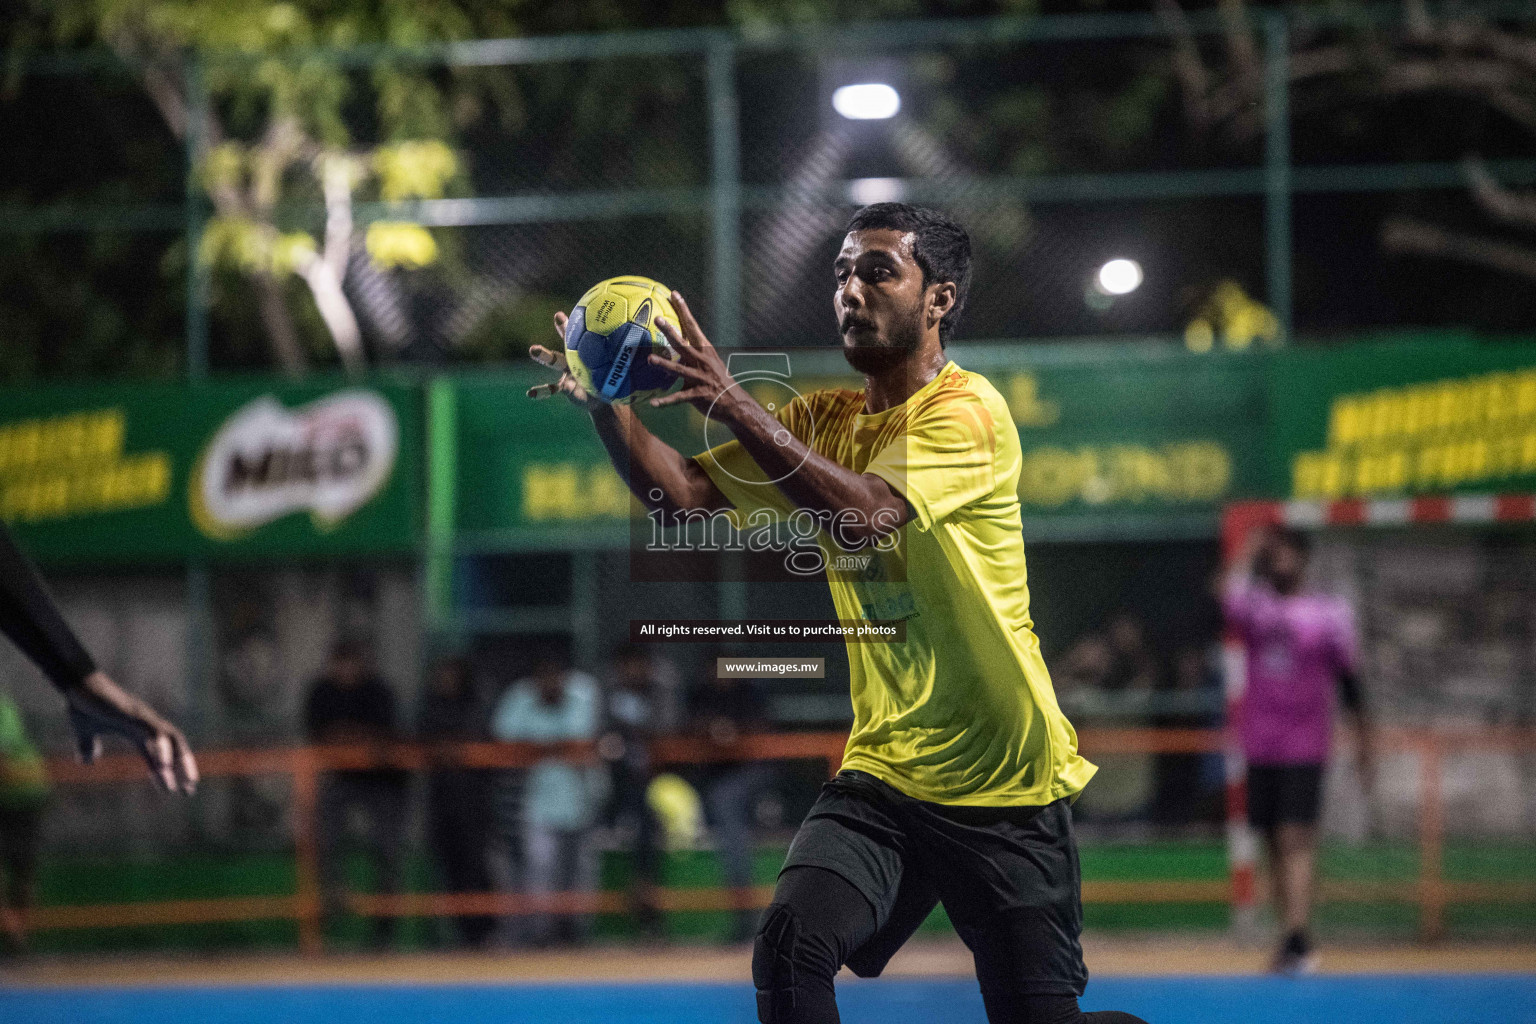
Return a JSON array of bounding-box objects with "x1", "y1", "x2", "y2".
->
[{"x1": 752, "y1": 903, "x2": 800, "y2": 1023}]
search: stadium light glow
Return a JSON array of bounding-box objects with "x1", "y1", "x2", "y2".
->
[
  {"x1": 1095, "y1": 258, "x2": 1143, "y2": 296},
  {"x1": 833, "y1": 83, "x2": 901, "y2": 120},
  {"x1": 848, "y1": 177, "x2": 906, "y2": 204}
]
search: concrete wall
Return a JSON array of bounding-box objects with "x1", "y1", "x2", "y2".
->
[{"x1": 0, "y1": 563, "x2": 419, "y2": 857}]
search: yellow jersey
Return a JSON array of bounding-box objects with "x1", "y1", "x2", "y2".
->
[{"x1": 695, "y1": 360, "x2": 1097, "y2": 806}]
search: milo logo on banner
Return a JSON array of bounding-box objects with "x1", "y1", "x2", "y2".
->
[{"x1": 191, "y1": 390, "x2": 399, "y2": 539}]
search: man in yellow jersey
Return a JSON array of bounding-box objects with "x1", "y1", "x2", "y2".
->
[{"x1": 528, "y1": 203, "x2": 1147, "y2": 1024}]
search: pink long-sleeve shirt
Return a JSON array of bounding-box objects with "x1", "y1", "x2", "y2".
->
[{"x1": 1224, "y1": 580, "x2": 1359, "y2": 765}]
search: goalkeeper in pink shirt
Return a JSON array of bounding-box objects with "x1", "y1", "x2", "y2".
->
[{"x1": 1224, "y1": 525, "x2": 1375, "y2": 974}]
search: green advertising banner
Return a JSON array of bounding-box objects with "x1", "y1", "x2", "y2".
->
[
  {"x1": 452, "y1": 370, "x2": 691, "y2": 538},
  {"x1": 17, "y1": 334, "x2": 1524, "y2": 565},
  {"x1": 963, "y1": 347, "x2": 1266, "y2": 523},
  {"x1": 452, "y1": 344, "x2": 1268, "y2": 541},
  {"x1": 1269, "y1": 337, "x2": 1536, "y2": 500},
  {"x1": 0, "y1": 379, "x2": 421, "y2": 563}
]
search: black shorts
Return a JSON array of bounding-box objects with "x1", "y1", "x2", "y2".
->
[
  {"x1": 781, "y1": 770, "x2": 1087, "y2": 996},
  {"x1": 1246, "y1": 763, "x2": 1324, "y2": 831}
]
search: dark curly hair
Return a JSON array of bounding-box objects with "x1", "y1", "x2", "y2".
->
[{"x1": 845, "y1": 203, "x2": 973, "y2": 345}]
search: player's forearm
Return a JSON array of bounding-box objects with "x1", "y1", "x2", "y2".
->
[
  {"x1": 1223, "y1": 529, "x2": 1267, "y2": 594},
  {"x1": 70, "y1": 670, "x2": 164, "y2": 729},
  {"x1": 590, "y1": 404, "x2": 716, "y2": 513},
  {"x1": 1222, "y1": 555, "x2": 1254, "y2": 595},
  {"x1": 724, "y1": 400, "x2": 900, "y2": 542},
  {"x1": 0, "y1": 523, "x2": 97, "y2": 693}
]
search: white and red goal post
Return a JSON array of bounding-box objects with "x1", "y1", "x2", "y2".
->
[{"x1": 1218, "y1": 491, "x2": 1536, "y2": 930}]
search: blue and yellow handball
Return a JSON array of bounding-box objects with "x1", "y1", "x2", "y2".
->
[{"x1": 563, "y1": 276, "x2": 680, "y2": 404}]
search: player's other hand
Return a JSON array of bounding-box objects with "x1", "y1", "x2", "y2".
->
[
  {"x1": 67, "y1": 670, "x2": 199, "y2": 795},
  {"x1": 647, "y1": 291, "x2": 743, "y2": 421},
  {"x1": 527, "y1": 311, "x2": 601, "y2": 410}
]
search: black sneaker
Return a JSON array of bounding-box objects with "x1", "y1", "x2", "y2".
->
[{"x1": 1270, "y1": 930, "x2": 1318, "y2": 976}]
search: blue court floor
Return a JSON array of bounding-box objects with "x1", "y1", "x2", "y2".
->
[{"x1": 4, "y1": 975, "x2": 1535, "y2": 1024}]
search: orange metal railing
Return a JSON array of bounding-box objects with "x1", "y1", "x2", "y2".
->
[{"x1": 21, "y1": 727, "x2": 1536, "y2": 950}]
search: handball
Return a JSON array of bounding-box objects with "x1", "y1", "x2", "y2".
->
[{"x1": 563, "y1": 276, "x2": 680, "y2": 404}]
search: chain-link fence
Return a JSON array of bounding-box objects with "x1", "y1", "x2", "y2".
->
[
  {"x1": 8, "y1": 10, "x2": 1536, "y2": 377},
  {"x1": 6, "y1": 10, "x2": 1536, "y2": 956}
]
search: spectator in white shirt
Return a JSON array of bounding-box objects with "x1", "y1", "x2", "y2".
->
[{"x1": 491, "y1": 654, "x2": 602, "y2": 946}]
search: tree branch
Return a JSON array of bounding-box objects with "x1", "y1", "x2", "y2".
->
[
  {"x1": 1401, "y1": 0, "x2": 1433, "y2": 39},
  {"x1": 1289, "y1": 45, "x2": 1355, "y2": 83},
  {"x1": 293, "y1": 252, "x2": 366, "y2": 374},
  {"x1": 317, "y1": 153, "x2": 356, "y2": 285},
  {"x1": 104, "y1": 27, "x2": 318, "y2": 375},
  {"x1": 254, "y1": 273, "x2": 309, "y2": 377},
  {"x1": 1156, "y1": 0, "x2": 1215, "y2": 132},
  {"x1": 1464, "y1": 157, "x2": 1536, "y2": 231},
  {"x1": 249, "y1": 116, "x2": 308, "y2": 216},
  {"x1": 1383, "y1": 215, "x2": 1536, "y2": 283},
  {"x1": 1476, "y1": 25, "x2": 1536, "y2": 75},
  {"x1": 135, "y1": 57, "x2": 189, "y2": 139},
  {"x1": 1217, "y1": 0, "x2": 1262, "y2": 95},
  {"x1": 1392, "y1": 21, "x2": 1536, "y2": 75},
  {"x1": 1218, "y1": 43, "x2": 1536, "y2": 143},
  {"x1": 106, "y1": 31, "x2": 243, "y2": 216},
  {"x1": 1483, "y1": 89, "x2": 1536, "y2": 135}
]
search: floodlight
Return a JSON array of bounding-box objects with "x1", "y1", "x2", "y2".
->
[
  {"x1": 1095, "y1": 259, "x2": 1143, "y2": 296},
  {"x1": 832, "y1": 83, "x2": 901, "y2": 120},
  {"x1": 848, "y1": 177, "x2": 905, "y2": 204}
]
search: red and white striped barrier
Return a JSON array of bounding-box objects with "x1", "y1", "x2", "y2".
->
[
  {"x1": 1217, "y1": 492, "x2": 1536, "y2": 931},
  {"x1": 1273, "y1": 493, "x2": 1536, "y2": 528}
]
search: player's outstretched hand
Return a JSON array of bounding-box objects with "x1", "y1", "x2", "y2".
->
[
  {"x1": 527, "y1": 312, "x2": 600, "y2": 410},
  {"x1": 648, "y1": 291, "x2": 743, "y2": 421},
  {"x1": 67, "y1": 670, "x2": 199, "y2": 795}
]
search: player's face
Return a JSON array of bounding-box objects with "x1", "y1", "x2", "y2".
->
[
  {"x1": 833, "y1": 228, "x2": 927, "y2": 372},
  {"x1": 1262, "y1": 538, "x2": 1306, "y2": 592}
]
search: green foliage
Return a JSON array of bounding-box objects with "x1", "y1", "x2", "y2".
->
[
  {"x1": 913, "y1": 53, "x2": 1178, "y2": 176},
  {"x1": 457, "y1": 290, "x2": 569, "y2": 362},
  {"x1": 724, "y1": 0, "x2": 1040, "y2": 31},
  {"x1": 364, "y1": 221, "x2": 438, "y2": 269},
  {"x1": 0, "y1": 0, "x2": 1244, "y2": 378},
  {"x1": 0, "y1": 231, "x2": 184, "y2": 379},
  {"x1": 372, "y1": 140, "x2": 457, "y2": 200},
  {"x1": 1095, "y1": 74, "x2": 1171, "y2": 160},
  {"x1": 202, "y1": 140, "x2": 244, "y2": 192},
  {"x1": 199, "y1": 216, "x2": 318, "y2": 274},
  {"x1": 6, "y1": 0, "x2": 525, "y2": 372}
]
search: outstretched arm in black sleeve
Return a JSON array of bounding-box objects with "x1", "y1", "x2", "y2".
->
[{"x1": 0, "y1": 523, "x2": 198, "y2": 794}]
